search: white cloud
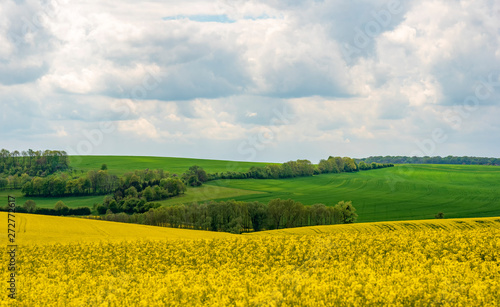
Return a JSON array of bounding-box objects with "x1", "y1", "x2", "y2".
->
[
  {"x1": 0, "y1": 0, "x2": 499, "y2": 161},
  {"x1": 118, "y1": 118, "x2": 160, "y2": 140},
  {"x1": 56, "y1": 126, "x2": 68, "y2": 137}
]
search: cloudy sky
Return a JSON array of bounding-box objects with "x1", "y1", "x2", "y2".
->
[{"x1": 1, "y1": 0, "x2": 499, "y2": 163}]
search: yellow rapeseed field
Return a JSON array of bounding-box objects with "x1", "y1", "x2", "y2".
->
[
  {"x1": 1, "y1": 213, "x2": 500, "y2": 306},
  {"x1": 2, "y1": 213, "x2": 235, "y2": 245}
]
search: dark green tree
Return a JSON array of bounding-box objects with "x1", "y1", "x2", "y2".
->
[
  {"x1": 334, "y1": 200, "x2": 357, "y2": 223},
  {"x1": 268, "y1": 198, "x2": 286, "y2": 229}
]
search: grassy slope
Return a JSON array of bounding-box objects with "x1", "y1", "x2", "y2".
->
[
  {"x1": 69, "y1": 155, "x2": 270, "y2": 176},
  {"x1": 155, "y1": 185, "x2": 264, "y2": 206},
  {"x1": 206, "y1": 164, "x2": 500, "y2": 222},
  {"x1": 0, "y1": 189, "x2": 105, "y2": 209}
]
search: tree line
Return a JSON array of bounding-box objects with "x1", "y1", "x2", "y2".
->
[
  {"x1": 359, "y1": 155, "x2": 500, "y2": 165},
  {"x1": 208, "y1": 157, "x2": 393, "y2": 181},
  {"x1": 0, "y1": 199, "x2": 91, "y2": 216},
  {"x1": 0, "y1": 149, "x2": 69, "y2": 177},
  {"x1": 21, "y1": 170, "x2": 120, "y2": 197},
  {"x1": 92, "y1": 198, "x2": 358, "y2": 234}
]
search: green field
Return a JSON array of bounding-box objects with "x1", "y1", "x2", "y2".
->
[
  {"x1": 203, "y1": 164, "x2": 500, "y2": 222},
  {"x1": 5, "y1": 156, "x2": 500, "y2": 223},
  {"x1": 69, "y1": 155, "x2": 270, "y2": 176},
  {"x1": 0, "y1": 189, "x2": 105, "y2": 209},
  {"x1": 155, "y1": 184, "x2": 265, "y2": 206}
]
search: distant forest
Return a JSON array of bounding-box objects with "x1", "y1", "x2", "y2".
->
[
  {"x1": 0, "y1": 149, "x2": 69, "y2": 176},
  {"x1": 358, "y1": 156, "x2": 500, "y2": 165}
]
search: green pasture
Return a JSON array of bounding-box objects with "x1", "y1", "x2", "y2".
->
[
  {"x1": 156, "y1": 185, "x2": 264, "y2": 206},
  {"x1": 0, "y1": 189, "x2": 105, "y2": 209},
  {"x1": 68, "y1": 156, "x2": 269, "y2": 176},
  {"x1": 204, "y1": 164, "x2": 500, "y2": 222}
]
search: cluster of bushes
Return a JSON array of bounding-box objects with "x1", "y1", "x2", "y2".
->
[
  {"x1": 95, "y1": 198, "x2": 358, "y2": 234},
  {"x1": 94, "y1": 197, "x2": 162, "y2": 215},
  {"x1": 182, "y1": 165, "x2": 208, "y2": 186},
  {"x1": 118, "y1": 169, "x2": 171, "y2": 188},
  {"x1": 113, "y1": 171, "x2": 185, "y2": 197},
  {"x1": 94, "y1": 175, "x2": 186, "y2": 214},
  {"x1": 0, "y1": 149, "x2": 69, "y2": 177},
  {"x1": 317, "y1": 156, "x2": 361, "y2": 173},
  {"x1": 1, "y1": 200, "x2": 90, "y2": 216},
  {"x1": 359, "y1": 155, "x2": 500, "y2": 165},
  {"x1": 358, "y1": 161, "x2": 394, "y2": 170},
  {"x1": 33, "y1": 206, "x2": 92, "y2": 216},
  {"x1": 101, "y1": 168, "x2": 190, "y2": 202}
]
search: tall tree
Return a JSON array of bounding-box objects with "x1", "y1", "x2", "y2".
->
[
  {"x1": 268, "y1": 198, "x2": 286, "y2": 229},
  {"x1": 334, "y1": 201, "x2": 358, "y2": 224},
  {"x1": 12, "y1": 150, "x2": 20, "y2": 166},
  {"x1": 0, "y1": 149, "x2": 9, "y2": 164},
  {"x1": 282, "y1": 199, "x2": 304, "y2": 228},
  {"x1": 27, "y1": 149, "x2": 34, "y2": 168}
]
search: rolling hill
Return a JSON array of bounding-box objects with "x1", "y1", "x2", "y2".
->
[{"x1": 6, "y1": 156, "x2": 500, "y2": 223}]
